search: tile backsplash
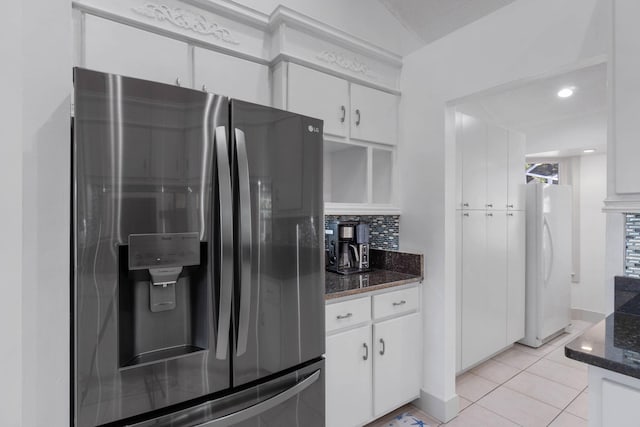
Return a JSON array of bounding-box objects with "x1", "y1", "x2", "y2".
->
[
  {"x1": 324, "y1": 215, "x2": 400, "y2": 250},
  {"x1": 625, "y1": 213, "x2": 640, "y2": 277}
]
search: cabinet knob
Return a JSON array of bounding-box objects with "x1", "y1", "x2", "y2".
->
[
  {"x1": 355, "y1": 109, "x2": 361, "y2": 126},
  {"x1": 363, "y1": 343, "x2": 369, "y2": 361},
  {"x1": 340, "y1": 105, "x2": 346, "y2": 123},
  {"x1": 507, "y1": 213, "x2": 514, "y2": 217},
  {"x1": 379, "y1": 338, "x2": 385, "y2": 356},
  {"x1": 463, "y1": 203, "x2": 469, "y2": 207},
  {"x1": 463, "y1": 213, "x2": 470, "y2": 217},
  {"x1": 486, "y1": 203, "x2": 493, "y2": 208},
  {"x1": 487, "y1": 213, "x2": 493, "y2": 217},
  {"x1": 507, "y1": 204, "x2": 514, "y2": 208},
  {"x1": 175, "y1": 77, "x2": 182, "y2": 87},
  {"x1": 202, "y1": 84, "x2": 207, "y2": 92}
]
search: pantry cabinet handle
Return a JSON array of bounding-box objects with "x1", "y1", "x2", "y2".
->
[
  {"x1": 340, "y1": 105, "x2": 346, "y2": 123},
  {"x1": 336, "y1": 313, "x2": 353, "y2": 320},
  {"x1": 379, "y1": 338, "x2": 385, "y2": 356},
  {"x1": 363, "y1": 343, "x2": 369, "y2": 360},
  {"x1": 355, "y1": 109, "x2": 361, "y2": 126},
  {"x1": 463, "y1": 213, "x2": 470, "y2": 217},
  {"x1": 486, "y1": 203, "x2": 493, "y2": 208},
  {"x1": 507, "y1": 213, "x2": 514, "y2": 217},
  {"x1": 392, "y1": 300, "x2": 406, "y2": 307},
  {"x1": 507, "y1": 204, "x2": 514, "y2": 208},
  {"x1": 487, "y1": 213, "x2": 493, "y2": 217},
  {"x1": 463, "y1": 203, "x2": 469, "y2": 207}
]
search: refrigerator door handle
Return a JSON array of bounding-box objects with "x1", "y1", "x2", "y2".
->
[
  {"x1": 543, "y1": 216, "x2": 554, "y2": 286},
  {"x1": 234, "y1": 128, "x2": 252, "y2": 356},
  {"x1": 196, "y1": 370, "x2": 321, "y2": 427},
  {"x1": 215, "y1": 126, "x2": 233, "y2": 360}
]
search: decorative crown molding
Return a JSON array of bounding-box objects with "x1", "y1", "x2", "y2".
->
[
  {"x1": 132, "y1": 2, "x2": 239, "y2": 45},
  {"x1": 316, "y1": 50, "x2": 376, "y2": 78}
]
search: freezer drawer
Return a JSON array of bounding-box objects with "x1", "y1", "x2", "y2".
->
[{"x1": 129, "y1": 359, "x2": 325, "y2": 427}]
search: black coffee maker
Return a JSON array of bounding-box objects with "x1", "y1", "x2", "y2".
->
[{"x1": 326, "y1": 221, "x2": 370, "y2": 275}]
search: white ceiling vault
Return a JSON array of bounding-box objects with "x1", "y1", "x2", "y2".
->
[{"x1": 379, "y1": 0, "x2": 516, "y2": 46}]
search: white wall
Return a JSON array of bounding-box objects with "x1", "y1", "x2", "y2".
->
[
  {"x1": 525, "y1": 111, "x2": 607, "y2": 156},
  {"x1": 572, "y1": 153, "x2": 607, "y2": 315},
  {"x1": 0, "y1": 2, "x2": 23, "y2": 426},
  {"x1": 233, "y1": 0, "x2": 420, "y2": 55},
  {"x1": 398, "y1": 0, "x2": 610, "y2": 420}
]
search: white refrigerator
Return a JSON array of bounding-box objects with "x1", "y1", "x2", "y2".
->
[{"x1": 520, "y1": 182, "x2": 572, "y2": 348}]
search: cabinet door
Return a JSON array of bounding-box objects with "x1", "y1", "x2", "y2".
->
[
  {"x1": 193, "y1": 47, "x2": 270, "y2": 105},
  {"x1": 287, "y1": 63, "x2": 349, "y2": 138},
  {"x1": 506, "y1": 211, "x2": 526, "y2": 343},
  {"x1": 461, "y1": 211, "x2": 508, "y2": 369},
  {"x1": 460, "y1": 114, "x2": 487, "y2": 210},
  {"x1": 602, "y1": 379, "x2": 640, "y2": 427},
  {"x1": 326, "y1": 326, "x2": 372, "y2": 427},
  {"x1": 350, "y1": 84, "x2": 398, "y2": 145},
  {"x1": 614, "y1": 1, "x2": 640, "y2": 194},
  {"x1": 84, "y1": 15, "x2": 189, "y2": 86},
  {"x1": 486, "y1": 124, "x2": 508, "y2": 210},
  {"x1": 373, "y1": 313, "x2": 421, "y2": 417},
  {"x1": 507, "y1": 130, "x2": 526, "y2": 210}
]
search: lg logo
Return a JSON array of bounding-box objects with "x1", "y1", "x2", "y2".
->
[{"x1": 307, "y1": 125, "x2": 320, "y2": 133}]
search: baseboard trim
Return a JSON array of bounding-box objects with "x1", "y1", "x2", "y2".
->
[
  {"x1": 413, "y1": 389, "x2": 458, "y2": 423},
  {"x1": 571, "y1": 308, "x2": 605, "y2": 324}
]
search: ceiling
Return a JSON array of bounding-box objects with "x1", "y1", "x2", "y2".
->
[
  {"x1": 455, "y1": 63, "x2": 608, "y2": 158},
  {"x1": 379, "y1": 0, "x2": 515, "y2": 46}
]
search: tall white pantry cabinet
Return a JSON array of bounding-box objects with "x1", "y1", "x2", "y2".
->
[{"x1": 456, "y1": 113, "x2": 526, "y2": 372}]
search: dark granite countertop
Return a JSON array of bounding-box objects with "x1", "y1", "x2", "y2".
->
[
  {"x1": 325, "y1": 269, "x2": 422, "y2": 300},
  {"x1": 565, "y1": 276, "x2": 640, "y2": 380}
]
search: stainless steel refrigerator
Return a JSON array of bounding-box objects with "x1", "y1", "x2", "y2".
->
[{"x1": 72, "y1": 68, "x2": 325, "y2": 426}]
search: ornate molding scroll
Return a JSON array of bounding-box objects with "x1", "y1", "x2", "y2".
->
[
  {"x1": 316, "y1": 50, "x2": 376, "y2": 78},
  {"x1": 132, "y1": 2, "x2": 239, "y2": 45}
]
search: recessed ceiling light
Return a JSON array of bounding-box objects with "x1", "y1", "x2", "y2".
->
[
  {"x1": 557, "y1": 87, "x2": 574, "y2": 98},
  {"x1": 583, "y1": 149, "x2": 596, "y2": 153}
]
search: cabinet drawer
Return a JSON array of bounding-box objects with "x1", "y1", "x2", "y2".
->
[
  {"x1": 326, "y1": 297, "x2": 371, "y2": 333},
  {"x1": 373, "y1": 287, "x2": 419, "y2": 319}
]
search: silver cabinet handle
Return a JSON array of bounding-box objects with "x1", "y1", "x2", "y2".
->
[
  {"x1": 463, "y1": 203, "x2": 469, "y2": 207},
  {"x1": 214, "y1": 125, "x2": 233, "y2": 360},
  {"x1": 202, "y1": 84, "x2": 207, "y2": 92},
  {"x1": 392, "y1": 300, "x2": 406, "y2": 307},
  {"x1": 336, "y1": 313, "x2": 353, "y2": 320},
  {"x1": 379, "y1": 338, "x2": 385, "y2": 356},
  {"x1": 487, "y1": 213, "x2": 493, "y2": 217},
  {"x1": 340, "y1": 105, "x2": 346, "y2": 123},
  {"x1": 196, "y1": 370, "x2": 321, "y2": 427},
  {"x1": 507, "y1": 204, "x2": 514, "y2": 208},
  {"x1": 507, "y1": 213, "x2": 514, "y2": 217},
  {"x1": 363, "y1": 343, "x2": 369, "y2": 360},
  {"x1": 463, "y1": 213, "x2": 470, "y2": 217},
  {"x1": 176, "y1": 77, "x2": 182, "y2": 87},
  {"x1": 234, "y1": 128, "x2": 252, "y2": 357},
  {"x1": 355, "y1": 109, "x2": 361, "y2": 126},
  {"x1": 486, "y1": 203, "x2": 493, "y2": 208}
]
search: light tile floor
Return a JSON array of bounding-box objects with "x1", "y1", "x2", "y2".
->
[{"x1": 366, "y1": 320, "x2": 593, "y2": 427}]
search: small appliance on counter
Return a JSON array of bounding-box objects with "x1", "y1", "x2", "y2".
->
[{"x1": 326, "y1": 221, "x2": 370, "y2": 275}]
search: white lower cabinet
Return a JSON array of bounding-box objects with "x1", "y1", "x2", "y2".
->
[
  {"x1": 326, "y1": 325, "x2": 372, "y2": 427},
  {"x1": 326, "y1": 285, "x2": 422, "y2": 426},
  {"x1": 373, "y1": 313, "x2": 421, "y2": 417}
]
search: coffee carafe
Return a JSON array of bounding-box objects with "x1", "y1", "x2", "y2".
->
[{"x1": 326, "y1": 221, "x2": 370, "y2": 275}]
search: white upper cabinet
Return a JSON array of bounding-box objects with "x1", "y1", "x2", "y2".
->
[
  {"x1": 614, "y1": 0, "x2": 640, "y2": 195},
  {"x1": 486, "y1": 124, "x2": 509, "y2": 210},
  {"x1": 287, "y1": 63, "x2": 349, "y2": 138},
  {"x1": 457, "y1": 112, "x2": 526, "y2": 211},
  {"x1": 193, "y1": 47, "x2": 270, "y2": 105},
  {"x1": 84, "y1": 15, "x2": 189, "y2": 87},
  {"x1": 350, "y1": 84, "x2": 398, "y2": 145},
  {"x1": 507, "y1": 130, "x2": 526, "y2": 210},
  {"x1": 459, "y1": 114, "x2": 487, "y2": 210}
]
